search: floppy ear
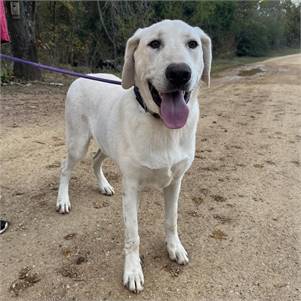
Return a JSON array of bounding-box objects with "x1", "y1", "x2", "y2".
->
[
  {"x1": 122, "y1": 29, "x2": 142, "y2": 89},
  {"x1": 195, "y1": 28, "x2": 212, "y2": 87}
]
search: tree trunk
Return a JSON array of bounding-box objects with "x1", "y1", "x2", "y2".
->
[{"x1": 5, "y1": 0, "x2": 41, "y2": 80}]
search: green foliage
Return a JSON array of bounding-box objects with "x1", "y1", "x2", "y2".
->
[
  {"x1": 0, "y1": 62, "x2": 14, "y2": 84},
  {"x1": 234, "y1": 0, "x2": 299, "y2": 56},
  {"x1": 281, "y1": 0, "x2": 301, "y2": 47},
  {"x1": 34, "y1": 0, "x2": 300, "y2": 68},
  {"x1": 236, "y1": 20, "x2": 270, "y2": 57}
]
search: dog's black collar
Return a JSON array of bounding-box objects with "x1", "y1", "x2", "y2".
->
[{"x1": 134, "y1": 86, "x2": 160, "y2": 119}]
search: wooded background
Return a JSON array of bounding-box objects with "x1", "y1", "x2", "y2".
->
[{"x1": 3, "y1": 0, "x2": 300, "y2": 80}]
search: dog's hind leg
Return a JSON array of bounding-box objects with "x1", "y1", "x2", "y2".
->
[
  {"x1": 57, "y1": 119, "x2": 91, "y2": 214},
  {"x1": 93, "y1": 149, "x2": 115, "y2": 196}
]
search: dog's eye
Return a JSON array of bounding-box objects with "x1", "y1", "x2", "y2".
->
[
  {"x1": 148, "y1": 40, "x2": 161, "y2": 49},
  {"x1": 187, "y1": 40, "x2": 198, "y2": 49}
]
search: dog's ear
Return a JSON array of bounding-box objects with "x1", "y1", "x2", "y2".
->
[
  {"x1": 122, "y1": 29, "x2": 142, "y2": 89},
  {"x1": 195, "y1": 27, "x2": 212, "y2": 87}
]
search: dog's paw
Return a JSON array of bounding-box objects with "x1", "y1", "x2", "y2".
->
[
  {"x1": 99, "y1": 182, "x2": 115, "y2": 196},
  {"x1": 123, "y1": 257, "x2": 144, "y2": 293},
  {"x1": 167, "y1": 239, "x2": 189, "y2": 265},
  {"x1": 56, "y1": 197, "x2": 71, "y2": 214}
]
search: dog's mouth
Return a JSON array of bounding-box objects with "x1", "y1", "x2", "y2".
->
[{"x1": 148, "y1": 82, "x2": 191, "y2": 129}]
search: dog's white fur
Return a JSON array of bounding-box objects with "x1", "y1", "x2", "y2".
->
[{"x1": 57, "y1": 20, "x2": 211, "y2": 293}]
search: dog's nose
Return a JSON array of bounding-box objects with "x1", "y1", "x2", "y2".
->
[{"x1": 165, "y1": 63, "x2": 191, "y2": 87}]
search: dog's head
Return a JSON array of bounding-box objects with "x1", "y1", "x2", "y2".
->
[{"x1": 122, "y1": 20, "x2": 212, "y2": 129}]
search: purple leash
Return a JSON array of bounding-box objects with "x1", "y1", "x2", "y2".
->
[{"x1": 0, "y1": 54, "x2": 122, "y2": 85}]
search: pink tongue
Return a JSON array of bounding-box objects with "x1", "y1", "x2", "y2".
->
[{"x1": 160, "y1": 91, "x2": 189, "y2": 129}]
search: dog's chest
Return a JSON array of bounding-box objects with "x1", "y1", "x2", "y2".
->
[{"x1": 139, "y1": 158, "x2": 190, "y2": 190}]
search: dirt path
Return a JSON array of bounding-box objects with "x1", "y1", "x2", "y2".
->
[{"x1": 0, "y1": 54, "x2": 300, "y2": 301}]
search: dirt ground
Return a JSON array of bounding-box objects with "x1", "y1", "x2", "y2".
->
[{"x1": 0, "y1": 54, "x2": 300, "y2": 301}]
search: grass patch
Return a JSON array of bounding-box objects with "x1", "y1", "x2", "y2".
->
[{"x1": 212, "y1": 47, "x2": 300, "y2": 74}]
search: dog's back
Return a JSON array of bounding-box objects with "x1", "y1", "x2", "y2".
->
[
  {"x1": 64, "y1": 74, "x2": 125, "y2": 151},
  {"x1": 65, "y1": 73, "x2": 123, "y2": 123}
]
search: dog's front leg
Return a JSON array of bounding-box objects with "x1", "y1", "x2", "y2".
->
[
  {"x1": 164, "y1": 178, "x2": 189, "y2": 265},
  {"x1": 122, "y1": 178, "x2": 144, "y2": 293}
]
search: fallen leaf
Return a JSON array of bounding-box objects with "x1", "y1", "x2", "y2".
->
[{"x1": 210, "y1": 229, "x2": 228, "y2": 240}]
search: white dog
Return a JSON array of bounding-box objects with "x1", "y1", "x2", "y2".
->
[{"x1": 56, "y1": 20, "x2": 211, "y2": 293}]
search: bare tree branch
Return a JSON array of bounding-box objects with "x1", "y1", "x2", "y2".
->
[{"x1": 96, "y1": 1, "x2": 114, "y2": 46}]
